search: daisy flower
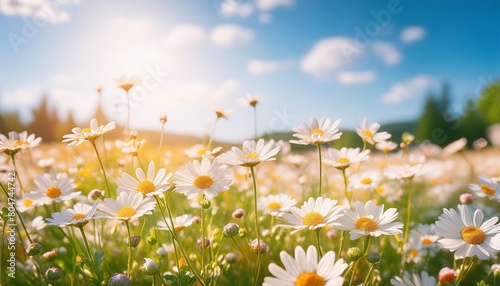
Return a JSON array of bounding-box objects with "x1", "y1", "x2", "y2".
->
[
  {"x1": 278, "y1": 197, "x2": 346, "y2": 234},
  {"x1": 240, "y1": 93, "x2": 261, "y2": 107},
  {"x1": 62, "y1": 118, "x2": 116, "y2": 146},
  {"x1": 121, "y1": 138, "x2": 146, "y2": 157},
  {"x1": 263, "y1": 245, "x2": 348, "y2": 286},
  {"x1": 46, "y1": 202, "x2": 98, "y2": 228},
  {"x1": 96, "y1": 191, "x2": 156, "y2": 221},
  {"x1": 435, "y1": 204, "x2": 500, "y2": 260},
  {"x1": 385, "y1": 164, "x2": 425, "y2": 180},
  {"x1": 173, "y1": 157, "x2": 232, "y2": 199},
  {"x1": 390, "y1": 271, "x2": 437, "y2": 286},
  {"x1": 406, "y1": 224, "x2": 440, "y2": 263},
  {"x1": 17, "y1": 196, "x2": 37, "y2": 212},
  {"x1": 290, "y1": 117, "x2": 342, "y2": 145},
  {"x1": 0, "y1": 131, "x2": 42, "y2": 155},
  {"x1": 375, "y1": 140, "x2": 398, "y2": 153},
  {"x1": 183, "y1": 144, "x2": 222, "y2": 159},
  {"x1": 322, "y1": 147, "x2": 370, "y2": 170},
  {"x1": 333, "y1": 200, "x2": 403, "y2": 240},
  {"x1": 356, "y1": 118, "x2": 391, "y2": 145},
  {"x1": 116, "y1": 75, "x2": 141, "y2": 92},
  {"x1": 214, "y1": 107, "x2": 232, "y2": 119},
  {"x1": 31, "y1": 173, "x2": 80, "y2": 206},
  {"x1": 468, "y1": 175, "x2": 500, "y2": 202},
  {"x1": 258, "y1": 194, "x2": 297, "y2": 216},
  {"x1": 348, "y1": 170, "x2": 383, "y2": 190},
  {"x1": 116, "y1": 161, "x2": 172, "y2": 198},
  {"x1": 218, "y1": 139, "x2": 280, "y2": 168},
  {"x1": 157, "y1": 214, "x2": 194, "y2": 232}
]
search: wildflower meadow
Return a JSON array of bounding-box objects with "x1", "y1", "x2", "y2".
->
[{"x1": 1, "y1": 90, "x2": 500, "y2": 286}]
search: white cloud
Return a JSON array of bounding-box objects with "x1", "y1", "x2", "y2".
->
[
  {"x1": 256, "y1": 0, "x2": 294, "y2": 11},
  {"x1": 300, "y1": 37, "x2": 362, "y2": 78},
  {"x1": 165, "y1": 24, "x2": 206, "y2": 49},
  {"x1": 372, "y1": 41, "x2": 402, "y2": 65},
  {"x1": 400, "y1": 26, "x2": 426, "y2": 44},
  {"x1": 246, "y1": 59, "x2": 290, "y2": 75},
  {"x1": 337, "y1": 70, "x2": 376, "y2": 85},
  {"x1": 218, "y1": 0, "x2": 253, "y2": 17},
  {"x1": 210, "y1": 24, "x2": 254, "y2": 48},
  {"x1": 0, "y1": 0, "x2": 79, "y2": 24},
  {"x1": 381, "y1": 74, "x2": 432, "y2": 104}
]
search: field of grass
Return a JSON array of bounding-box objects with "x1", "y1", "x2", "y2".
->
[{"x1": 1, "y1": 119, "x2": 500, "y2": 286}]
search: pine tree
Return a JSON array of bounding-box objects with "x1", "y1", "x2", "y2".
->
[{"x1": 29, "y1": 94, "x2": 57, "y2": 142}]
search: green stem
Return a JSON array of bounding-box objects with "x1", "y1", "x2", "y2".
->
[
  {"x1": 317, "y1": 144, "x2": 323, "y2": 197},
  {"x1": 338, "y1": 230, "x2": 345, "y2": 258},
  {"x1": 315, "y1": 229, "x2": 323, "y2": 257},
  {"x1": 253, "y1": 106, "x2": 257, "y2": 140},
  {"x1": 341, "y1": 169, "x2": 351, "y2": 208},
  {"x1": 207, "y1": 117, "x2": 219, "y2": 150},
  {"x1": 348, "y1": 260, "x2": 359, "y2": 286},
  {"x1": 250, "y1": 167, "x2": 262, "y2": 286},
  {"x1": 200, "y1": 196, "x2": 206, "y2": 281},
  {"x1": 90, "y1": 141, "x2": 111, "y2": 195},
  {"x1": 125, "y1": 221, "x2": 133, "y2": 279},
  {"x1": 157, "y1": 122, "x2": 165, "y2": 167},
  {"x1": 79, "y1": 226, "x2": 94, "y2": 265},
  {"x1": 231, "y1": 237, "x2": 252, "y2": 267},
  {"x1": 363, "y1": 264, "x2": 375, "y2": 286},
  {"x1": 156, "y1": 196, "x2": 205, "y2": 286},
  {"x1": 0, "y1": 183, "x2": 32, "y2": 244},
  {"x1": 10, "y1": 155, "x2": 24, "y2": 192},
  {"x1": 401, "y1": 179, "x2": 413, "y2": 272}
]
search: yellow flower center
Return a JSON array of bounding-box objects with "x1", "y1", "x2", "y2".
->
[
  {"x1": 24, "y1": 198, "x2": 33, "y2": 207},
  {"x1": 120, "y1": 83, "x2": 134, "y2": 92},
  {"x1": 311, "y1": 129, "x2": 323, "y2": 136},
  {"x1": 480, "y1": 185, "x2": 496, "y2": 195},
  {"x1": 295, "y1": 272, "x2": 325, "y2": 286},
  {"x1": 361, "y1": 178, "x2": 372, "y2": 185},
  {"x1": 197, "y1": 149, "x2": 207, "y2": 156},
  {"x1": 81, "y1": 127, "x2": 92, "y2": 134},
  {"x1": 245, "y1": 152, "x2": 260, "y2": 159},
  {"x1": 461, "y1": 226, "x2": 486, "y2": 245},
  {"x1": 355, "y1": 217, "x2": 378, "y2": 232},
  {"x1": 194, "y1": 175, "x2": 214, "y2": 189},
  {"x1": 117, "y1": 206, "x2": 136, "y2": 218},
  {"x1": 46, "y1": 187, "x2": 62, "y2": 199},
  {"x1": 268, "y1": 202, "x2": 281, "y2": 210},
  {"x1": 72, "y1": 213, "x2": 86, "y2": 221},
  {"x1": 14, "y1": 140, "x2": 28, "y2": 147},
  {"x1": 302, "y1": 212, "x2": 324, "y2": 227},
  {"x1": 174, "y1": 225, "x2": 185, "y2": 232},
  {"x1": 338, "y1": 157, "x2": 349, "y2": 164},
  {"x1": 362, "y1": 130, "x2": 374, "y2": 138},
  {"x1": 410, "y1": 249, "x2": 419, "y2": 257},
  {"x1": 137, "y1": 180, "x2": 156, "y2": 194},
  {"x1": 421, "y1": 237, "x2": 433, "y2": 245},
  {"x1": 376, "y1": 186, "x2": 385, "y2": 195}
]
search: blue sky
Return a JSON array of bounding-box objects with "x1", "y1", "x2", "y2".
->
[{"x1": 0, "y1": 0, "x2": 499, "y2": 142}]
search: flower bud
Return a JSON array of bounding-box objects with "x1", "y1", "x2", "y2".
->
[
  {"x1": 347, "y1": 247, "x2": 363, "y2": 262},
  {"x1": 45, "y1": 267, "x2": 63, "y2": 281},
  {"x1": 178, "y1": 258, "x2": 188, "y2": 269},
  {"x1": 459, "y1": 193, "x2": 474, "y2": 204},
  {"x1": 438, "y1": 267, "x2": 455, "y2": 283},
  {"x1": 160, "y1": 114, "x2": 167, "y2": 124},
  {"x1": 1, "y1": 207, "x2": 9, "y2": 218},
  {"x1": 147, "y1": 236, "x2": 157, "y2": 245},
  {"x1": 197, "y1": 237, "x2": 211, "y2": 249},
  {"x1": 108, "y1": 273, "x2": 131, "y2": 286},
  {"x1": 238, "y1": 227, "x2": 247, "y2": 237},
  {"x1": 88, "y1": 189, "x2": 105, "y2": 200},
  {"x1": 43, "y1": 250, "x2": 57, "y2": 261},
  {"x1": 232, "y1": 208, "x2": 245, "y2": 219},
  {"x1": 225, "y1": 252, "x2": 237, "y2": 264},
  {"x1": 250, "y1": 239, "x2": 267, "y2": 254},
  {"x1": 140, "y1": 258, "x2": 159, "y2": 276},
  {"x1": 26, "y1": 243, "x2": 42, "y2": 256},
  {"x1": 129, "y1": 235, "x2": 141, "y2": 248},
  {"x1": 200, "y1": 198, "x2": 211, "y2": 209},
  {"x1": 366, "y1": 252, "x2": 381, "y2": 264},
  {"x1": 222, "y1": 223, "x2": 240, "y2": 237}
]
